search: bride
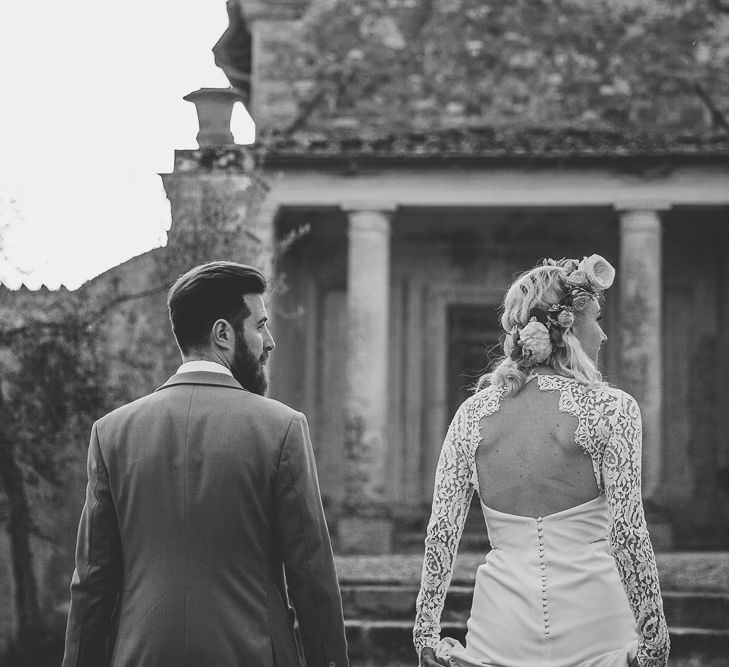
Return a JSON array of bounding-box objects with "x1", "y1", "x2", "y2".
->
[{"x1": 413, "y1": 255, "x2": 670, "y2": 667}]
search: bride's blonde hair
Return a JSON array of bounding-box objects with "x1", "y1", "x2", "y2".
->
[{"x1": 477, "y1": 263, "x2": 603, "y2": 397}]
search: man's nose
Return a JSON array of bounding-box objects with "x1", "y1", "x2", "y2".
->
[{"x1": 265, "y1": 331, "x2": 276, "y2": 352}]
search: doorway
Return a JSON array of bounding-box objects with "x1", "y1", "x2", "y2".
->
[
  {"x1": 446, "y1": 303, "x2": 502, "y2": 549},
  {"x1": 447, "y1": 304, "x2": 502, "y2": 419}
]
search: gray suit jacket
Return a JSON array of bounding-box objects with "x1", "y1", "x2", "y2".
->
[{"x1": 63, "y1": 372, "x2": 348, "y2": 667}]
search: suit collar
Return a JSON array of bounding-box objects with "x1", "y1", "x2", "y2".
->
[{"x1": 155, "y1": 371, "x2": 247, "y2": 393}]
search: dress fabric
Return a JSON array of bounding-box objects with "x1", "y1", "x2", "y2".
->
[
  {"x1": 445, "y1": 495, "x2": 639, "y2": 667},
  {"x1": 413, "y1": 375, "x2": 670, "y2": 667}
]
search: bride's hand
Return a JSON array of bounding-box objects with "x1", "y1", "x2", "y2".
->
[
  {"x1": 628, "y1": 657, "x2": 639, "y2": 667},
  {"x1": 421, "y1": 646, "x2": 450, "y2": 666}
]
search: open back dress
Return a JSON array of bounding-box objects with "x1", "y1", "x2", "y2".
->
[{"x1": 413, "y1": 375, "x2": 670, "y2": 667}]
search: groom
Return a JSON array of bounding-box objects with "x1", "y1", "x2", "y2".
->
[{"x1": 62, "y1": 261, "x2": 348, "y2": 667}]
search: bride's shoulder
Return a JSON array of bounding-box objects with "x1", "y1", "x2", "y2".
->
[
  {"x1": 458, "y1": 384, "x2": 505, "y2": 416},
  {"x1": 586, "y1": 383, "x2": 640, "y2": 415},
  {"x1": 471, "y1": 383, "x2": 506, "y2": 403}
]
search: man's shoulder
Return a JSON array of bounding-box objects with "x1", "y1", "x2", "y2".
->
[
  {"x1": 95, "y1": 390, "x2": 163, "y2": 429},
  {"x1": 239, "y1": 392, "x2": 302, "y2": 425},
  {"x1": 96, "y1": 384, "x2": 301, "y2": 431}
]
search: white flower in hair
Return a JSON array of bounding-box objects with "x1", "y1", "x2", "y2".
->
[
  {"x1": 565, "y1": 270, "x2": 588, "y2": 287},
  {"x1": 578, "y1": 254, "x2": 615, "y2": 290},
  {"x1": 518, "y1": 320, "x2": 552, "y2": 363}
]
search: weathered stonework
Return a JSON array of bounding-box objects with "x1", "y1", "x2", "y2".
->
[
  {"x1": 163, "y1": 145, "x2": 275, "y2": 277},
  {"x1": 616, "y1": 206, "x2": 666, "y2": 513},
  {"x1": 339, "y1": 206, "x2": 394, "y2": 553}
]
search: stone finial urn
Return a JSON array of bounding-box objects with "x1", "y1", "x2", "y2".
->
[{"x1": 183, "y1": 87, "x2": 247, "y2": 147}]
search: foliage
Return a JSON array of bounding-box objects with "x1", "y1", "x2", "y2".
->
[
  {"x1": 1, "y1": 295, "x2": 109, "y2": 486},
  {"x1": 0, "y1": 287, "x2": 115, "y2": 646},
  {"x1": 275, "y1": 0, "x2": 729, "y2": 134}
]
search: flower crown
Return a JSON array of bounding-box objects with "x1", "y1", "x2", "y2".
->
[{"x1": 509, "y1": 254, "x2": 615, "y2": 364}]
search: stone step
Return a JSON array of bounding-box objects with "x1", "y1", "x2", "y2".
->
[
  {"x1": 345, "y1": 620, "x2": 464, "y2": 666},
  {"x1": 335, "y1": 552, "x2": 729, "y2": 594},
  {"x1": 664, "y1": 592, "x2": 729, "y2": 631},
  {"x1": 341, "y1": 584, "x2": 472, "y2": 623},
  {"x1": 394, "y1": 531, "x2": 490, "y2": 554},
  {"x1": 345, "y1": 620, "x2": 729, "y2": 666},
  {"x1": 341, "y1": 584, "x2": 729, "y2": 631}
]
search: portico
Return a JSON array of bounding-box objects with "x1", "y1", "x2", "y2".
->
[
  {"x1": 165, "y1": 120, "x2": 729, "y2": 551},
  {"x1": 167, "y1": 0, "x2": 729, "y2": 559},
  {"x1": 239, "y1": 159, "x2": 725, "y2": 552}
]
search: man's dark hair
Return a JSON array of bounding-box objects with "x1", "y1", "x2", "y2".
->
[{"x1": 167, "y1": 261, "x2": 267, "y2": 354}]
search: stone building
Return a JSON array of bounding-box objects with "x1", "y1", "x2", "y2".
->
[
  {"x1": 3, "y1": 15, "x2": 728, "y2": 636},
  {"x1": 3, "y1": 0, "x2": 729, "y2": 655},
  {"x1": 189, "y1": 0, "x2": 729, "y2": 552}
]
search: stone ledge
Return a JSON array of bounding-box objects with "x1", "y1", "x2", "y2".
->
[
  {"x1": 341, "y1": 585, "x2": 729, "y2": 631},
  {"x1": 335, "y1": 552, "x2": 729, "y2": 592}
]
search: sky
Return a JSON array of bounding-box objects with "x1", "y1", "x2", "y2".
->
[{"x1": 0, "y1": 1, "x2": 255, "y2": 290}]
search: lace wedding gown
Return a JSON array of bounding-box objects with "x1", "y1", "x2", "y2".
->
[{"x1": 413, "y1": 375, "x2": 670, "y2": 667}]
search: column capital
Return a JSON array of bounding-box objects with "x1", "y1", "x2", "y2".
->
[
  {"x1": 617, "y1": 207, "x2": 665, "y2": 235},
  {"x1": 341, "y1": 202, "x2": 398, "y2": 214},
  {"x1": 343, "y1": 205, "x2": 395, "y2": 235},
  {"x1": 613, "y1": 200, "x2": 673, "y2": 213}
]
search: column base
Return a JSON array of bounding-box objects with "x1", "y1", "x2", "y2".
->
[{"x1": 338, "y1": 516, "x2": 393, "y2": 554}]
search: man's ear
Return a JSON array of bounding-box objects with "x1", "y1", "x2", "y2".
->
[{"x1": 211, "y1": 319, "x2": 234, "y2": 351}]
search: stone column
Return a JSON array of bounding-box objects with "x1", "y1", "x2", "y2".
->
[
  {"x1": 615, "y1": 203, "x2": 670, "y2": 545},
  {"x1": 339, "y1": 204, "x2": 396, "y2": 553}
]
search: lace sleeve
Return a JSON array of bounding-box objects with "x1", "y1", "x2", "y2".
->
[
  {"x1": 413, "y1": 401, "x2": 475, "y2": 657},
  {"x1": 603, "y1": 392, "x2": 670, "y2": 667}
]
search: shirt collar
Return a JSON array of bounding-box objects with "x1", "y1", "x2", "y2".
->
[{"x1": 176, "y1": 360, "x2": 233, "y2": 377}]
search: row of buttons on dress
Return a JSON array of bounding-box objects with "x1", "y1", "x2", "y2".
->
[{"x1": 537, "y1": 517, "x2": 551, "y2": 637}]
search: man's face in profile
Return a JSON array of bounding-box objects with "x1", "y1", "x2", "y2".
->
[{"x1": 230, "y1": 293, "x2": 275, "y2": 395}]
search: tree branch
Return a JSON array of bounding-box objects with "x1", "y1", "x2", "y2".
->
[
  {"x1": 84, "y1": 284, "x2": 169, "y2": 325},
  {"x1": 693, "y1": 83, "x2": 729, "y2": 134},
  {"x1": 0, "y1": 284, "x2": 169, "y2": 346}
]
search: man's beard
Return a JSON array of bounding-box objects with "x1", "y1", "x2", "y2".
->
[{"x1": 231, "y1": 333, "x2": 269, "y2": 396}]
